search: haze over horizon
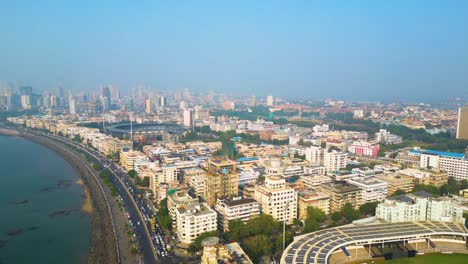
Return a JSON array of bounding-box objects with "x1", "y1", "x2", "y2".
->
[{"x1": 1, "y1": 0, "x2": 467, "y2": 101}]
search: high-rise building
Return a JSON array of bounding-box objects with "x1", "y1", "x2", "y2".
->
[
  {"x1": 20, "y1": 95, "x2": 31, "y2": 109},
  {"x1": 145, "y1": 98, "x2": 151, "y2": 114},
  {"x1": 323, "y1": 150, "x2": 348, "y2": 172},
  {"x1": 266, "y1": 95, "x2": 274, "y2": 106},
  {"x1": 159, "y1": 96, "x2": 166, "y2": 108},
  {"x1": 69, "y1": 97, "x2": 76, "y2": 115},
  {"x1": 456, "y1": 107, "x2": 468, "y2": 140},
  {"x1": 203, "y1": 157, "x2": 239, "y2": 206},
  {"x1": 183, "y1": 108, "x2": 193, "y2": 128}
]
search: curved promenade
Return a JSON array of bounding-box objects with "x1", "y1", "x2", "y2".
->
[{"x1": 10, "y1": 130, "x2": 120, "y2": 264}]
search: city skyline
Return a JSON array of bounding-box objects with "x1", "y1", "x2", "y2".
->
[{"x1": 1, "y1": 1, "x2": 468, "y2": 101}]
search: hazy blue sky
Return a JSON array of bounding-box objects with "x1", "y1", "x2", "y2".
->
[{"x1": 1, "y1": 0, "x2": 467, "y2": 100}]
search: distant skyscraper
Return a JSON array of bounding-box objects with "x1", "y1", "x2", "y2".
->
[
  {"x1": 456, "y1": 107, "x2": 468, "y2": 140},
  {"x1": 183, "y1": 108, "x2": 193, "y2": 128},
  {"x1": 20, "y1": 95, "x2": 31, "y2": 109},
  {"x1": 69, "y1": 97, "x2": 76, "y2": 115},
  {"x1": 145, "y1": 98, "x2": 152, "y2": 114},
  {"x1": 266, "y1": 95, "x2": 274, "y2": 106},
  {"x1": 159, "y1": 96, "x2": 166, "y2": 108},
  {"x1": 100, "y1": 86, "x2": 111, "y2": 112},
  {"x1": 179, "y1": 100, "x2": 187, "y2": 109}
]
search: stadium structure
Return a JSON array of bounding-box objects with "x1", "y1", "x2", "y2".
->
[
  {"x1": 106, "y1": 122, "x2": 184, "y2": 143},
  {"x1": 281, "y1": 221, "x2": 468, "y2": 264}
]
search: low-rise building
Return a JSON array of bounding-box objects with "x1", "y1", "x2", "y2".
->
[
  {"x1": 346, "y1": 177, "x2": 388, "y2": 204},
  {"x1": 376, "y1": 192, "x2": 466, "y2": 225},
  {"x1": 375, "y1": 173, "x2": 414, "y2": 195},
  {"x1": 298, "y1": 190, "x2": 330, "y2": 219},
  {"x1": 321, "y1": 181, "x2": 361, "y2": 212},
  {"x1": 215, "y1": 197, "x2": 260, "y2": 231},
  {"x1": 176, "y1": 203, "x2": 217, "y2": 244},
  {"x1": 119, "y1": 148, "x2": 147, "y2": 171},
  {"x1": 399, "y1": 168, "x2": 448, "y2": 188}
]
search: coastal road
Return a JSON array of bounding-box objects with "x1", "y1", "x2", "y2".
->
[{"x1": 26, "y1": 130, "x2": 158, "y2": 264}]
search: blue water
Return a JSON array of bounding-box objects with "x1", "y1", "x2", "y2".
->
[{"x1": 0, "y1": 136, "x2": 89, "y2": 264}]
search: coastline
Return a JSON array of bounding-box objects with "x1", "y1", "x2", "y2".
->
[{"x1": 0, "y1": 128, "x2": 118, "y2": 264}]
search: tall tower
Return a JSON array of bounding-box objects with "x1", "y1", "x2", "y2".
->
[
  {"x1": 145, "y1": 98, "x2": 152, "y2": 114},
  {"x1": 266, "y1": 95, "x2": 274, "y2": 106},
  {"x1": 69, "y1": 97, "x2": 76, "y2": 115},
  {"x1": 457, "y1": 107, "x2": 468, "y2": 140},
  {"x1": 183, "y1": 108, "x2": 193, "y2": 128}
]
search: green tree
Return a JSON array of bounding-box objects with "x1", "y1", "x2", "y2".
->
[
  {"x1": 243, "y1": 234, "x2": 272, "y2": 263},
  {"x1": 127, "y1": 169, "x2": 138, "y2": 179},
  {"x1": 303, "y1": 207, "x2": 326, "y2": 233},
  {"x1": 342, "y1": 203, "x2": 359, "y2": 222},
  {"x1": 157, "y1": 198, "x2": 171, "y2": 231},
  {"x1": 228, "y1": 219, "x2": 247, "y2": 241},
  {"x1": 390, "y1": 189, "x2": 407, "y2": 196},
  {"x1": 413, "y1": 184, "x2": 440, "y2": 196},
  {"x1": 359, "y1": 202, "x2": 379, "y2": 216},
  {"x1": 331, "y1": 212, "x2": 342, "y2": 222}
]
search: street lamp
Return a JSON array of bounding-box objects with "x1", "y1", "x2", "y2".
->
[{"x1": 283, "y1": 200, "x2": 291, "y2": 252}]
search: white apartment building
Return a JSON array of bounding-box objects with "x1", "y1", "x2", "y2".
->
[
  {"x1": 254, "y1": 176, "x2": 297, "y2": 224},
  {"x1": 176, "y1": 203, "x2": 217, "y2": 244},
  {"x1": 183, "y1": 108, "x2": 193, "y2": 128},
  {"x1": 376, "y1": 193, "x2": 466, "y2": 225},
  {"x1": 305, "y1": 146, "x2": 323, "y2": 164},
  {"x1": 418, "y1": 151, "x2": 468, "y2": 181},
  {"x1": 376, "y1": 194, "x2": 428, "y2": 222},
  {"x1": 120, "y1": 148, "x2": 147, "y2": 171},
  {"x1": 323, "y1": 150, "x2": 348, "y2": 172},
  {"x1": 375, "y1": 129, "x2": 403, "y2": 145},
  {"x1": 157, "y1": 165, "x2": 179, "y2": 184},
  {"x1": 346, "y1": 177, "x2": 388, "y2": 204},
  {"x1": 438, "y1": 156, "x2": 468, "y2": 181},
  {"x1": 215, "y1": 197, "x2": 261, "y2": 231},
  {"x1": 300, "y1": 175, "x2": 332, "y2": 188}
]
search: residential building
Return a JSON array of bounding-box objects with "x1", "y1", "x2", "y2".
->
[
  {"x1": 456, "y1": 107, "x2": 468, "y2": 140},
  {"x1": 305, "y1": 146, "x2": 323, "y2": 164},
  {"x1": 298, "y1": 190, "x2": 330, "y2": 219},
  {"x1": 321, "y1": 181, "x2": 361, "y2": 212},
  {"x1": 167, "y1": 190, "x2": 199, "y2": 230},
  {"x1": 176, "y1": 202, "x2": 217, "y2": 244},
  {"x1": 376, "y1": 173, "x2": 414, "y2": 195},
  {"x1": 183, "y1": 108, "x2": 193, "y2": 128},
  {"x1": 346, "y1": 177, "x2": 388, "y2": 204},
  {"x1": 215, "y1": 197, "x2": 260, "y2": 231},
  {"x1": 348, "y1": 141, "x2": 380, "y2": 157},
  {"x1": 375, "y1": 129, "x2": 403, "y2": 145},
  {"x1": 203, "y1": 157, "x2": 239, "y2": 206},
  {"x1": 323, "y1": 150, "x2": 348, "y2": 172},
  {"x1": 399, "y1": 168, "x2": 448, "y2": 187},
  {"x1": 254, "y1": 176, "x2": 298, "y2": 224},
  {"x1": 119, "y1": 148, "x2": 147, "y2": 171},
  {"x1": 376, "y1": 193, "x2": 466, "y2": 225}
]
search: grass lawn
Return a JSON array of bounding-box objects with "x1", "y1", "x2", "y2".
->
[{"x1": 382, "y1": 253, "x2": 468, "y2": 264}]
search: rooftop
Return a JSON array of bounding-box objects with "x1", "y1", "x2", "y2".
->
[{"x1": 408, "y1": 149, "x2": 464, "y2": 159}]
